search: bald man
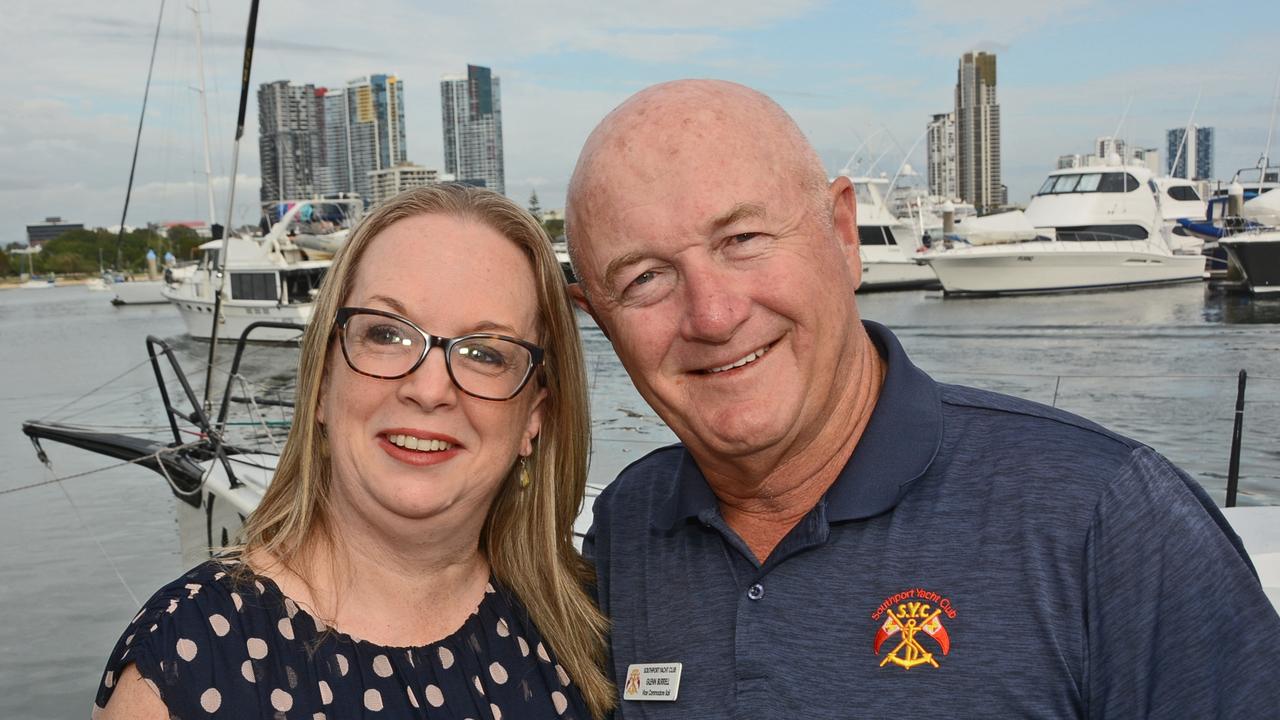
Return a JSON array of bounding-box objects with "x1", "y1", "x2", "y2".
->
[{"x1": 569, "y1": 80, "x2": 1280, "y2": 718}]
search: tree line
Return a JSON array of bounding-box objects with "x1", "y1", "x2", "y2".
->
[{"x1": 1, "y1": 226, "x2": 206, "y2": 277}]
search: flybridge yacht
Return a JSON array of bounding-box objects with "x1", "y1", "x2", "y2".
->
[
  {"x1": 849, "y1": 176, "x2": 939, "y2": 290},
  {"x1": 917, "y1": 162, "x2": 1207, "y2": 295},
  {"x1": 162, "y1": 203, "x2": 331, "y2": 341}
]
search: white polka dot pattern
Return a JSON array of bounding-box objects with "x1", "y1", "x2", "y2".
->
[
  {"x1": 200, "y1": 688, "x2": 221, "y2": 712},
  {"x1": 270, "y1": 688, "x2": 293, "y2": 711},
  {"x1": 94, "y1": 561, "x2": 587, "y2": 719},
  {"x1": 176, "y1": 638, "x2": 197, "y2": 662},
  {"x1": 209, "y1": 614, "x2": 230, "y2": 637}
]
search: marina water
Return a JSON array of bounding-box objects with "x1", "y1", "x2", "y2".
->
[{"x1": 2, "y1": 283, "x2": 1278, "y2": 718}]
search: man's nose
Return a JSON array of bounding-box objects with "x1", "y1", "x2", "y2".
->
[{"x1": 678, "y1": 261, "x2": 750, "y2": 343}]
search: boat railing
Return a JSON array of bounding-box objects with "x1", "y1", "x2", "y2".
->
[{"x1": 145, "y1": 321, "x2": 306, "y2": 491}]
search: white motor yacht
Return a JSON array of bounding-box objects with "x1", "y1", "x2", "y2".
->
[
  {"x1": 849, "y1": 176, "x2": 938, "y2": 290},
  {"x1": 918, "y1": 162, "x2": 1207, "y2": 295},
  {"x1": 162, "y1": 204, "x2": 329, "y2": 341}
]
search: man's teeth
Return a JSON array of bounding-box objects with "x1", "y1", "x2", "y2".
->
[
  {"x1": 707, "y1": 345, "x2": 771, "y2": 374},
  {"x1": 388, "y1": 434, "x2": 452, "y2": 452}
]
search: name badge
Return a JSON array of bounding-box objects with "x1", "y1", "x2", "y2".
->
[{"x1": 622, "y1": 662, "x2": 682, "y2": 701}]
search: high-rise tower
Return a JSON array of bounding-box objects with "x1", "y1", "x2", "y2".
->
[
  {"x1": 258, "y1": 80, "x2": 323, "y2": 203},
  {"x1": 926, "y1": 111, "x2": 958, "y2": 199},
  {"x1": 1166, "y1": 126, "x2": 1214, "y2": 180},
  {"x1": 955, "y1": 52, "x2": 1005, "y2": 213},
  {"x1": 441, "y1": 65, "x2": 505, "y2": 195},
  {"x1": 321, "y1": 74, "x2": 406, "y2": 205}
]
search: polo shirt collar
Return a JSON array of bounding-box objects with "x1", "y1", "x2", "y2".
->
[{"x1": 652, "y1": 320, "x2": 943, "y2": 530}]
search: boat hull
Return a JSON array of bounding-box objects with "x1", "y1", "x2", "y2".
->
[
  {"x1": 921, "y1": 243, "x2": 1206, "y2": 295},
  {"x1": 163, "y1": 292, "x2": 312, "y2": 341},
  {"x1": 1219, "y1": 233, "x2": 1280, "y2": 294},
  {"x1": 859, "y1": 245, "x2": 938, "y2": 291}
]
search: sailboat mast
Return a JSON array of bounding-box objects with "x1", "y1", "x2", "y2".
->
[
  {"x1": 114, "y1": 0, "x2": 168, "y2": 270},
  {"x1": 203, "y1": 0, "x2": 260, "y2": 410},
  {"x1": 191, "y1": 3, "x2": 218, "y2": 226}
]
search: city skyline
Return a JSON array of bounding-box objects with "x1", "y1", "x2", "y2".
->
[{"x1": 2, "y1": 0, "x2": 1278, "y2": 243}]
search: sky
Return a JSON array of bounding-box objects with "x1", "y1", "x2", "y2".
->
[{"x1": 3, "y1": 0, "x2": 1279, "y2": 246}]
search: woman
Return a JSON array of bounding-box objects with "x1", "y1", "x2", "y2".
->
[{"x1": 94, "y1": 185, "x2": 613, "y2": 719}]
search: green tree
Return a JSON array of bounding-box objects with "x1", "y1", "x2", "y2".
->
[
  {"x1": 167, "y1": 225, "x2": 205, "y2": 261},
  {"x1": 0, "y1": 251, "x2": 12, "y2": 277},
  {"x1": 542, "y1": 218, "x2": 565, "y2": 240},
  {"x1": 528, "y1": 190, "x2": 542, "y2": 219}
]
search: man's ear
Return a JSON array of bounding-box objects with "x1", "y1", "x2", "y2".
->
[
  {"x1": 828, "y1": 175, "x2": 862, "y2": 290},
  {"x1": 568, "y1": 282, "x2": 610, "y2": 340}
]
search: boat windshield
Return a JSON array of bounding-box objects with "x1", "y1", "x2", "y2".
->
[
  {"x1": 854, "y1": 182, "x2": 879, "y2": 208},
  {"x1": 1037, "y1": 172, "x2": 1139, "y2": 195}
]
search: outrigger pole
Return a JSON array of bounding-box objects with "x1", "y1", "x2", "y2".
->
[{"x1": 203, "y1": 0, "x2": 261, "y2": 410}]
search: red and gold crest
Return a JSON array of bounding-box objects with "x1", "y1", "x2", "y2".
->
[{"x1": 871, "y1": 588, "x2": 957, "y2": 670}]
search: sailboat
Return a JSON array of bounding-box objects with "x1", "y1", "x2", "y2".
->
[{"x1": 108, "y1": 4, "x2": 220, "y2": 307}]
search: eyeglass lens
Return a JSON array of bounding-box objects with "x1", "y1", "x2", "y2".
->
[{"x1": 342, "y1": 312, "x2": 534, "y2": 399}]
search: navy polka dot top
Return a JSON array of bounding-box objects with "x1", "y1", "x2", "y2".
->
[{"x1": 93, "y1": 557, "x2": 590, "y2": 719}]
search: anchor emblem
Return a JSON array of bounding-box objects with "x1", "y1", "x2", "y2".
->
[{"x1": 874, "y1": 601, "x2": 951, "y2": 669}]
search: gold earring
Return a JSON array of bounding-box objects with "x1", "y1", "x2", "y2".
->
[{"x1": 518, "y1": 457, "x2": 532, "y2": 489}]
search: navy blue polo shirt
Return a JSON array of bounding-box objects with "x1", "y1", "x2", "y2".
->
[{"x1": 585, "y1": 321, "x2": 1280, "y2": 718}]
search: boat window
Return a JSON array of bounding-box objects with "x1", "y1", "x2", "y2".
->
[
  {"x1": 230, "y1": 272, "x2": 279, "y2": 301},
  {"x1": 1075, "y1": 174, "x2": 1102, "y2": 192},
  {"x1": 1038, "y1": 177, "x2": 1058, "y2": 194},
  {"x1": 1097, "y1": 172, "x2": 1139, "y2": 192},
  {"x1": 282, "y1": 268, "x2": 327, "y2": 305},
  {"x1": 1055, "y1": 224, "x2": 1149, "y2": 241},
  {"x1": 1167, "y1": 185, "x2": 1201, "y2": 202},
  {"x1": 858, "y1": 226, "x2": 889, "y2": 246},
  {"x1": 883, "y1": 227, "x2": 900, "y2": 246},
  {"x1": 1052, "y1": 175, "x2": 1081, "y2": 193}
]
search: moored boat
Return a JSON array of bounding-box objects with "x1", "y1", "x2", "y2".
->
[
  {"x1": 162, "y1": 213, "x2": 329, "y2": 342},
  {"x1": 918, "y1": 161, "x2": 1207, "y2": 295}
]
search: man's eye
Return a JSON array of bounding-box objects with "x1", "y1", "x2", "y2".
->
[
  {"x1": 631, "y1": 270, "x2": 656, "y2": 287},
  {"x1": 730, "y1": 232, "x2": 760, "y2": 243}
]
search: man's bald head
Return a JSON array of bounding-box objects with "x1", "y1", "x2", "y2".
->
[{"x1": 565, "y1": 80, "x2": 831, "y2": 290}]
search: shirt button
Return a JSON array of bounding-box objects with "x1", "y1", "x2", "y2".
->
[{"x1": 747, "y1": 583, "x2": 765, "y2": 601}]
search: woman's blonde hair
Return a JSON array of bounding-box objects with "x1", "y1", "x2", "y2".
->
[{"x1": 240, "y1": 184, "x2": 613, "y2": 718}]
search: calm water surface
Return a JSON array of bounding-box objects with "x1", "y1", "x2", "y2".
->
[{"x1": 2, "y1": 282, "x2": 1278, "y2": 718}]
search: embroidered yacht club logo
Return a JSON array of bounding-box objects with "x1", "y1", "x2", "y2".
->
[{"x1": 871, "y1": 588, "x2": 957, "y2": 670}]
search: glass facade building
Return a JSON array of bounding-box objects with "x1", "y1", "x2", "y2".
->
[
  {"x1": 1166, "y1": 126, "x2": 1214, "y2": 180},
  {"x1": 955, "y1": 52, "x2": 1005, "y2": 213},
  {"x1": 441, "y1": 65, "x2": 505, "y2": 195}
]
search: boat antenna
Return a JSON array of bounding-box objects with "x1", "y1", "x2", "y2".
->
[
  {"x1": 1109, "y1": 95, "x2": 1132, "y2": 151},
  {"x1": 1169, "y1": 87, "x2": 1202, "y2": 179},
  {"x1": 1260, "y1": 67, "x2": 1280, "y2": 179},
  {"x1": 887, "y1": 126, "x2": 930, "y2": 202},
  {"x1": 113, "y1": 0, "x2": 167, "y2": 272},
  {"x1": 839, "y1": 128, "x2": 884, "y2": 175},
  {"x1": 203, "y1": 0, "x2": 260, "y2": 410}
]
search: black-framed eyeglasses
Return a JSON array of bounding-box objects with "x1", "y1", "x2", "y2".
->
[{"x1": 334, "y1": 307, "x2": 545, "y2": 401}]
